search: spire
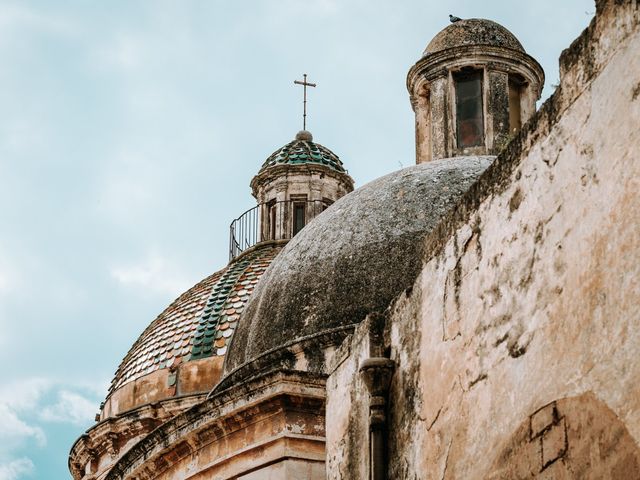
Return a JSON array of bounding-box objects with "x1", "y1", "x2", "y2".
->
[{"x1": 293, "y1": 74, "x2": 316, "y2": 131}]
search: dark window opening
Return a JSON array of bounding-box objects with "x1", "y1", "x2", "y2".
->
[
  {"x1": 509, "y1": 75, "x2": 525, "y2": 134},
  {"x1": 268, "y1": 201, "x2": 277, "y2": 240},
  {"x1": 322, "y1": 198, "x2": 333, "y2": 211},
  {"x1": 454, "y1": 70, "x2": 484, "y2": 148},
  {"x1": 293, "y1": 203, "x2": 305, "y2": 236}
]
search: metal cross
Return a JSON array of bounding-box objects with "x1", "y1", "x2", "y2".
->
[{"x1": 293, "y1": 74, "x2": 316, "y2": 130}]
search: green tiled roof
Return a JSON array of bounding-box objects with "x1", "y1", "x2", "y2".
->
[
  {"x1": 108, "y1": 245, "x2": 282, "y2": 393},
  {"x1": 259, "y1": 131, "x2": 346, "y2": 174}
]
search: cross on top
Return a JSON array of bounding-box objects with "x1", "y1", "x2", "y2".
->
[{"x1": 293, "y1": 74, "x2": 316, "y2": 131}]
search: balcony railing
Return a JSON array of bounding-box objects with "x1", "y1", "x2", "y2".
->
[{"x1": 229, "y1": 199, "x2": 329, "y2": 260}]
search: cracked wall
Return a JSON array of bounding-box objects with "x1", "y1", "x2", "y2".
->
[
  {"x1": 392, "y1": 4, "x2": 640, "y2": 478},
  {"x1": 326, "y1": 3, "x2": 640, "y2": 479}
]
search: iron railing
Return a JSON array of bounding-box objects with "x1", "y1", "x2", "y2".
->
[{"x1": 229, "y1": 199, "x2": 329, "y2": 260}]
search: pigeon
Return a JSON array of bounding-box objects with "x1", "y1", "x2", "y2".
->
[{"x1": 449, "y1": 14, "x2": 462, "y2": 23}]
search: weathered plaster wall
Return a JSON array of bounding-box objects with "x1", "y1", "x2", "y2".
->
[
  {"x1": 239, "y1": 459, "x2": 325, "y2": 480},
  {"x1": 327, "y1": 3, "x2": 640, "y2": 478},
  {"x1": 394, "y1": 4, "x2": 640, "y2": 478},
  {"x1": 101, "y1": 356, "x2": 224, "y2": 419},
  {"x1": 325, "y1": 315, "x2": 387, "y2": 480}
]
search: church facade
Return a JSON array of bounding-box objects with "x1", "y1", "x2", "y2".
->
[{"x1": 70, "y1": 2, "x2": 640, "y2": 478}]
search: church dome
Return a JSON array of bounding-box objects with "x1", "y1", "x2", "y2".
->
[
  {"x1": 103, "y1": 244, "x2": 282, "y2": 417},
  {"x1": 424, "y1": 18, "x2": 524, "y2": 56},
  {"x1": 223, "y1": 156, "x2": 493, "y2": 375},
  {"x1": 258, "y1": 130, "x2": 347, "y2": 174}
]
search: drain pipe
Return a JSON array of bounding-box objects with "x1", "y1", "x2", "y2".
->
[{"x1": 360, "y1": 357, "x2": 395, "y2": 480}]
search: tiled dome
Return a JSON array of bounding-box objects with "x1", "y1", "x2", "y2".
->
[
  {"x1": 258, "y1": 130, "x2": 347, "y2": 174},
  {"x1": 424, "y1": 18, "x2": 524, "y2": 56},
  {"x1": 108, "y1": 245, "x2": 282, "y2": 394}
]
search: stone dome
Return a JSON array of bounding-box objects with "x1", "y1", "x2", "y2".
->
[
  {"x1": 424, "y1": 18, "x2": 524, "y2": 56},
  {"x1": 258, "y1": 131, "x2": 347, "y2": 174},
  {"x1": 103, "y1": 244, "x2": 282, "y2": 416},
  {"x1": 223, "y1": 156, "x2": 494, "y2": 375}
]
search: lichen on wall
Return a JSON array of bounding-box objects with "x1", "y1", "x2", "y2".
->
[
  {"x1": 393, "y1": 3, "x2": 640, "y2": 478},
  {"x1": 327, "y1": 3, "x2": 640, "y2": 478}
]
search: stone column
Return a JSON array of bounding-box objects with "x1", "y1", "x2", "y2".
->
[
  {"x1": 310, "y1": 180, "x2": 323, "y2": 221},
  {"x1": 275, "y1": 184, "x2": 287, "y2": 240},
  {"x1": 412, "y1": 78, "x2": 432, "y2": 164},
  {"x1": 429, "y1": 74, "x2": 449, "y2": 160},
  {"x1": 487, "y1": 70, "x2": 510, "y2": 153},
  {"x1": 520, "y1": 82, "x2": 538, "y2": 125}
]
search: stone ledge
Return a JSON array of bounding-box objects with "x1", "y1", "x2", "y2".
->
[{"x1": 104, "y1": 369, "x2": 327, "y2": 480}]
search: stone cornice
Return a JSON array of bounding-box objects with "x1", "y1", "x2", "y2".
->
[
  {"x1": 69, "y1": 393, "x2": 207, "y2": 479},
  {"x1": 215, "y1": 323, "x2": 357, "y2": 393},
  {"x1": 250, "y1": 163, "x2": 354, "y2": 198},
  {"x1": 407, "y1": 45, "x2": 545, "y2": 105},
  {"x1": 104, "y1": 370, "x2": 327, "y2": 480}
]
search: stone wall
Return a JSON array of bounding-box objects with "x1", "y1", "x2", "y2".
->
[
  {"x1": 326, "y1": 315, "x2": 386, "y2": 479},
  {"x1": 101, "y1": 356, "x2": 224, "y2": 419},
  {"x1": 101, "y1": 370, "x2": 328, "y2": 480},
  {"x1": 327, "y1": 2, "x2": 640, "y2": 478}
]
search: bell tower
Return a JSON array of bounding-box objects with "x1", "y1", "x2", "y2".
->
[
  {"x1": 407, "y1": 18, "x2": 544, "y2": 163},
  {"x1": 248, "y1": 129, "x2": 353, "y2": 246},
  {"x1": 229, "y1": 75, "x2": 354, "y2": 259}
]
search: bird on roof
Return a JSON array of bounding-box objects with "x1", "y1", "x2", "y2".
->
[{"x1": 449, "y1": 14, "x2": 462, "y2": 23}]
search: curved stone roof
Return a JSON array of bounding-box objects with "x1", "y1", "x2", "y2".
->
[
  {"x1": 258, "y1": 131, "x2": 347, "y2": 174},
  {"x1": 424, "y1": 18, "x2": 524, "y2": 56},
  {"x1": 109, "y1": 245, "x2": 282, "y2": 394},
  {"x1": 224, "y1": 156, "x2": 494, "y2": 374}
]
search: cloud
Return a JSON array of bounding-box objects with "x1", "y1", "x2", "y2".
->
[
  {"x1": 0, "y1": 404, "x2": 45, "y2": 450},
  {"x1": 0, "y1": 378, "x2": 101, "y2": 459},
  {"x1": 0, "y1": 380, "x2": 48, "y2": 458},
  {"x1": 0, "y1": 379, "x2": 50, "y2": 412},
  {"x1": 0, "y1": 3, "x2": 74, "y2": 53},
  {"x1": 0, "y1": 378, "x2": 103, "y2": 480},
  {"x1": 39, "y1": 390, "x2": 97, "y2": 426},
  {"x1": 96, "y1": 31, "x2": 145, "y2": 71},
  {"x1": 110, "y1": 251, "x2": 191, "y2": 296},
  {"x1": 0, "y1": 458, "x2": 34, "y2": 480},
  {"x1": 0, "y1": 3, "x2": 71, "y2": 33}
]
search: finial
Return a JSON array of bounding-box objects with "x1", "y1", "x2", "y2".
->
[
  {"x1": 293, "y1": 74, "x2": 317, "y2": 131},
  {"x1": 295, "y1": 130, "x2": 313, "y2": 141}
]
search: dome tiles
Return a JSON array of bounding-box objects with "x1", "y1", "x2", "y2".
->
[
  {"x1": 424, "y1": 18, "x2": 525, "y2": 56},
  {"x1": 258, "y1": 130, "x2": 347, "y2": 174},
  {"x1": 108, "y1": 244, "x2": 282, "y2": 395}
]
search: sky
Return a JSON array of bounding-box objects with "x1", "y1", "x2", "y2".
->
[{"x1": 0, "y1": 1, "x2": 595, "y2": 479}]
